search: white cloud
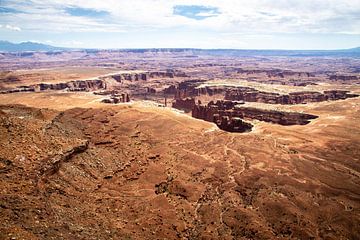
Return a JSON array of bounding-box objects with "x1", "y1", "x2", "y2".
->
[
  {"x1": 0, "y1": 24, "x2": 22, "y2": 31},
  {"x1": 0, "y1": 0, "x2": 359, "y2": 34},
  {"x1": 5, "y1": 24, "x2": 21, "y2": 31}
]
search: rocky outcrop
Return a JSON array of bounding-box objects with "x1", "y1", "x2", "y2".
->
[
  {"x1": 93, "y1": 90, "x2": 119, "y2": 96},
  {"x1": 215, "y1": 116, "x2": 253, "y2": 133},
  {"x1": 101, "y1": 93, "x2": 130, "y2": 104},
  {"x1": 147, "y1": 87, "x2": 156, "y2": 94},
  {"x1": 40, "y1": 140, "x2": 89, "y2": 176},
  {"x1": 236, "y1": 68, "x2": 315, "y2": 78},
  {"x1": 0, "y1": 79, "x2": 106, "y2": 94},
  {"x1": 169, "y1": 80, "x2": 358, "y2": 105},
  {"x1": 192, "y1": 100, "x2": 318, "y2": 128},
  {"x1": 172, "y1": 98, "x2": 196, "y2": 112},
  {"x1": 171, "y1": 80, "x2": 224, "y2": 99},
  {"x1": 108, "y1": 70, "x2": 187, "y2": 83},
  {"x1": 109, "y1": 73, "x2": 148, "y2": 82},
  {"x1": 164, "y1": 85, "x2": 177, "y2": 95},
  {"x1": 231, "y1": 106, "x2": 318, "y2": 125},
  {"x1": 149, "y1": 71, "x2": 176, "y2": 78},
  {"x1": 225, "y1": 89, "x2": 358, "y2": 104},
  {"x1": 192, "y1": 102, "x2": 253, "y2": 132},
  {"x1": 329, "y1": 75, "x2": 358, "y2": 81},
  {"x1": 0, "y1": 86, "x2": 35, "y2": 94},
  {"x1": 249, "y1": 79, "x2": 318, "y2": 87},
  {"x1": 34, "y1": 79, "x2": 106, "y2": 92}
]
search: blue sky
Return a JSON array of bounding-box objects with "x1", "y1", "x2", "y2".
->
[{"x1": 0, "y1": 0, "x2": 359, "y2": 49}]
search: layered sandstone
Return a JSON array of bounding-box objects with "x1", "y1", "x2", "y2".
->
[
  {"x1": 236, "y1": 68, "x2": 315, "y2": 78},
  {"x1": 192, "y1": 100, "x2": 318, "y2": 127},
  {"x1": 0, "y1": 79, "x2": 106, "y2": 94},
  {"x1": 109, "y1": 70, "x2": 187, "y2": 83},
  {"x1": 225, "y1": 89, "x2": 358, "y2": 104}
]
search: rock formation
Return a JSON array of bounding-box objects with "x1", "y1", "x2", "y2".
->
[
  {"x1": 172, "y1": 98, "x2": 196, "y2": 112},
  {"x1": 0, "y1": 79, "x2": 106, "y2": 94},
  {"x1": 101, "y1": 93, "x2": 130, "y2": 104},
  {"x1": 170, "y1": 81, "x2": 358, "y2": 105},
  {"x1": 231, "y1": 106, "x2": 318, "y2": 125},
  {"x1": 225, "y1": 89, "x2": 359, "y2": 104},
  {"x1": 236, "y1": 68, "x2": 315, "y2": 78},
  {"x1": 192, "y1": 100, "x2": 318, "y2": 129},
  {"x1": 329, "y1": 75, "x2": 358, "y2": 81},
  {"x1": 192, "y1": 101, "x2": 253, "y2": 132},
  {"x1": 0, "y1": 86, "x2": 35, "y2": 94},
  {"x1": 108, "y1": 70, "x2": 187, "y2": 83},
  {"x1": 35, "y1": 79, "x2": 106, "y2": 92},
  {"x1": 171, "y1": 80, "x2": 224, "y2": 99}
]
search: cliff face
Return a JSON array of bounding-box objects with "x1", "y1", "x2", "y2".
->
[
  {"x1": 192, "y1": 100, "x2": 318, "y2": 130},
  {"x1": 0, "y1": 79, "x2": 106, "y2": 94},
  {"x1": 168, "y1": 80, "x2": 358, "y2": 105},
  {"x1": 225, "y1": 89, "x2": 358, "y2": 104},
  {"x1": 172, "y1": 98, "x2": 196, "y2": 112},
  {"x1": 110, "y1": 73, "x2": 148, "y2": 82},
  {"x1": 329, "y1": 75, "x2": 358, "y2": 81},
  {"x1": 35, "y1": 79, "x2": 106, "y2": 92},
  {"x1": 236, "y1": 68, "x2": 315, "y2": 78},
  {"x1": 110, "y1": 70, "x2": 187, "y2": 83},
  {"x1": 192, "y1": 104, "x2": 253, "y2": 133},
  {"x1": 231, "y1": 107, "x2": 318, "y2": 125},
  {"x1": 101, "y1": 93, "x2": 130, "y2": 104}
]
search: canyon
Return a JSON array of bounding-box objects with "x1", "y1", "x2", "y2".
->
[{"x1": 0, "y1": 49, "x2": 359, "y2": 240}]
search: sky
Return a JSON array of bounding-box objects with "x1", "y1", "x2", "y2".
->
[{"x1": 0, "y1": 0, "x2": 359, "y2": 50}]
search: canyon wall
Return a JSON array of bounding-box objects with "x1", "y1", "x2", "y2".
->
[
  {"x1": 0, "y1": 79, "x2": 106, "y2": 94},
  {"x1": 192, "y1": 100, "x2": 318, "y2": 131},
  {"x1": 225, "y1": 89, "x2": 358, "y2": 104},
  {"x1": 172, "y1": 98, "x2": 196, "y2": 112},
  {"x1": 236, "y1": 68, "x2": 315, "y2": 78},
  {"x1": 110, "y1": 70, "x2": 187, "y2": 83}
]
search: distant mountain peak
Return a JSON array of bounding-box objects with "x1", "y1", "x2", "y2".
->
[{"x1": 0, "y1": 40, "x2": 63, "y2": 52}]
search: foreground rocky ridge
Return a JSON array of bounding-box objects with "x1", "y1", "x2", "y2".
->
[{"x1": 0, "y1": 104, "x2": 359, "y2": 239}]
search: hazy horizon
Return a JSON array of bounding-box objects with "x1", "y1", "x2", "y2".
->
[{"x1": 1, "y1": 0, "x2": 359, "y2": 50}]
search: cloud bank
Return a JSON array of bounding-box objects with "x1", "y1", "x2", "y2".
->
[{"x1": 0, "y1": 0, "x2": 359, "y2": 49}]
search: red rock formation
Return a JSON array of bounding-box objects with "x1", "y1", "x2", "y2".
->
[
  {"x1": 33, "y1": 79, "x2": 106, "y2": 92},
  {"x1": 168, "y1": 81, "x2": 357, "y2": 105},
  {"x1": 107, "y1": 70, "x2": 187, "y2": 83},
  {"x1": 101, "y1": 93, "x2": 130, "y2": 104},
  {"x1": 164, "y1": 85, "x2": 177, "y2": 95},
  {"x1": 225, "y1": 89, "x2": 358, "y2": 104},
  {"x1": 192, "y1": 103, "x2": 253, "y2": 132},
  {"x1": 215, "y1": 116, "x2": 252, "y2": 133},
  {"x1": 172, "y1": 98, "x2": 196, "y2": 112},
  {"x1": 231, "y1": 107, "x2": 318, "y2": 125},
  {"x1": 146, "y1": 87, "x2": 156, "y2": 94},
  {"x1": 192, "y1": 100, "x2": 318, "y2": 128},
  {"x1": 236, "y1": 68, "x2": 315, "y2": 78},
  {"x1": 171, "y1": 80, "x2": 224, "y2": 99},
  {"x1": 0, "y1": 86, "x2": 35, "y2": 94},
  {"x1": 329, "y1": 75, "x2": 358, "y2": 81},
  {"x1": 1, "y1": 79, "x2": 107, "y2": 94}
]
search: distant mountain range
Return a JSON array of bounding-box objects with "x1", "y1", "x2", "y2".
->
[
  {"x1": 0, "y1": 40, "x2": 359, "y2": 57},
  {"x1": 0, "y1": 40, "x2": 66, "y2": 52}
]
